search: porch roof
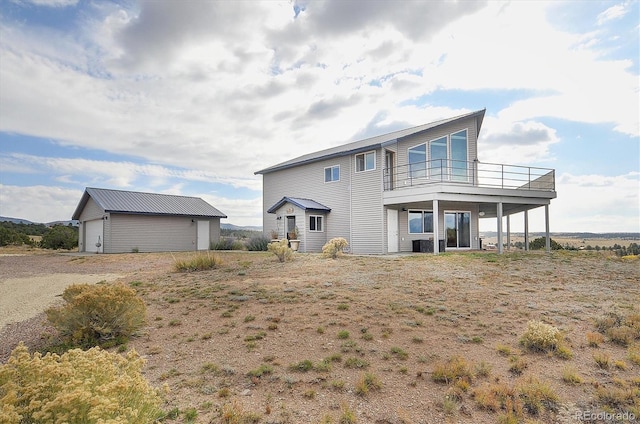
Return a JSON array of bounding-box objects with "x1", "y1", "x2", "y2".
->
[{"x1": 267, "y1": 197, "x2": 331, "y2": 214}]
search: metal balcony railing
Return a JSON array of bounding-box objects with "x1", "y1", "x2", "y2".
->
[{"x1": 383, "y1": 159, "x2": 555, "y2": 192}]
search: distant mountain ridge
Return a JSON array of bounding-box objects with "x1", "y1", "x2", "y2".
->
[{"x1": 0, "y1": 216, "x2": 261, "y2": 231}]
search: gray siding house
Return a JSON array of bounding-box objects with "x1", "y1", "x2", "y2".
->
[
  {"x1": 256, "y1": 109, "x2": 557, "y2": 254},
  {"x1": 72, "y1": 187, "x2": 226, "y2": 253}
]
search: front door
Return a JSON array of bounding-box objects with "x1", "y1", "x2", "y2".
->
[
  {"x1": 445, "y1": 212, "x2": 470, "y2": 248},
  {"x1": 286, "y1": 216, "x2": 296, "y2": 239},
  {"x1": 387, "y1": 209, "x2": 399, "y2": 253}
]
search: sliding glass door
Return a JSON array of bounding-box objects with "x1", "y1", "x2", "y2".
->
[{"x1": 445, "y1": 212, "x2": 470, "y2": 248}]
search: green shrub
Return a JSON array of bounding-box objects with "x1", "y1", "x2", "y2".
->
[
  {"x1": 322, "y1": 237, "x2": 349, "y2": 258},
  {"x1": 40, "y1": 225, "x2": 78, "y2": 250},
  {"x1": 211, "y1": 238, "x2": 245, "y2": 250},
  {"x1": 173, "y1": 252, "x2": 222, "y2": 271},
  {"x1": 246, "y1": 236, "x2": 270, "y2": 251},
  {"x1": 431, "y1": 356, "x2": 473, "y2": 384},
  {"x1": 528, "y1": 237, "x2": 563, "y2": 250},
  {"x1": 0, "y1": 343, "x2": 163, "y2": 424},
  {"x1": 267, "y1": 239, "x2": 293, "y2": 262},
  {"x1": 46, "y1": 283, "x2": 146, "y2": 348}
]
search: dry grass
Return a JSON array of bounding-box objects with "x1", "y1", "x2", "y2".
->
[{"x1": 1, "y1": 248, "x2": 639, "y2": 423}]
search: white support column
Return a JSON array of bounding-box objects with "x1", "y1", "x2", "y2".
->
[
  {"x1": 433, "y1": 199, "x2": 439, "y2": 255},
  {"x1": 545, "y1": 204, "x2": 551, "y2": 253},
  {"x1": 506, "y1": 214, "x2": 511, "y2": 251},
  {"x1": 524, "y1": 210, "x2": 530, "y2": 251},
  {"x1": 497, "y1": 202, "x2": 503, "y2": 254}
]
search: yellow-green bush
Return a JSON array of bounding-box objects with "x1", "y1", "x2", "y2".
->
[
  {"x1": 173, "y1": 251, "x2": 222, "y2": 271},
  {"x1": 0, "y1": 343, "x2": 163, "y2": 424},
  {"x1": 267, "y1": 239, "x2": 293, "y2": 262},
  {"x1": 46, "y1": 283, "x2": 146, "y2": 348},
  {"x1": 519, "y1": 320, "x2": 562, "y2": 352},
  {"x1": 322, "y1": 237, "x2": 348, "y2": 259}
]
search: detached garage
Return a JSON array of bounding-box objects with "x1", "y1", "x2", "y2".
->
[{"x1": 72, "y1": 187, "x2": 227, "y2": 253}]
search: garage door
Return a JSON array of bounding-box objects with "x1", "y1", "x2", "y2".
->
[{"x1": 85, "y1": 219, "x2": 103, "y2": 253}]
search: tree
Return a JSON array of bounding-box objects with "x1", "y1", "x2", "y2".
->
[
  {"x1": 528, "y1": 237, "x2": 563, "y2": 251},
  {"x1": 40, "y1": 225, "x2": 78, "y2": 250}
]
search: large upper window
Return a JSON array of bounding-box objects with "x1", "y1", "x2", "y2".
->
[
  {"x1": 408, "y1": 210, "x2": 433, "y2": 234},
  {"x1": 450, "y1": 130, "x2": 468, "y2": 181},
  {"x1": 309, "y1": 215, "x2": 323, "y2": 232},
  {"x1": 408, "y1": 143, "x2": 426, "y2": 179},
  {"x1": 324, "y1": 165, "x2": 340, "y2": 182},
  {"x1": 429, "y1": 136, "x2": 447, "y2": 180},
  {"x1": 355, "y1": 151, "x2": 375, "y2": 172}
]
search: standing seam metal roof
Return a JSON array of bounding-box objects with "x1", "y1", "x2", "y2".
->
[
  {"x1": 71, "y1": 188, "x2": 227, "y2": 220},
  {"x1": 255, "y1": 109, "x2": 485, "y2": 175}
]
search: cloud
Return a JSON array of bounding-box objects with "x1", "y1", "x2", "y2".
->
[
  {"x1": 0, "y1": 184, "x2": 82, "y2": 223},
  {"x1": 18, "y1": 0, "x2": 78, "y2": 7},
  {"x1": 597, "y1": 2, "x2": 630, "y2": 25}
]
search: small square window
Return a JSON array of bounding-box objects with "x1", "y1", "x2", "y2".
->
[
  {"x1": 309, "y1": 215, "x2": 323, "y2": 232},
  {"x1": 355, "y1": 151, "x2": 375, "y2": 172},
  {"x1": 324, "y1": 165, "x2": 340, "y2": 182},
  {"x1": 408, "y1": 210, "x2": 433, "y2": 234}
]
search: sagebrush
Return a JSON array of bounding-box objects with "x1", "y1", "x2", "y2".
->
[
  {"x1": 173, "y1": 252, "x2": 222, "y2": 271},
  {"x1": 322, "y1": 237, "x2": 349, "y2": 259},
  {"x1": 0, "y1": 343, "x2": 163, "y2": 424},
  {"x1": 46, "y1": 283, "x2": 146, "y2": 348},
  {"x1": 267, "y1": 239, "x2": 293, "y2": 262}
]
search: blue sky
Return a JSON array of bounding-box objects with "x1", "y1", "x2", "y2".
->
[{"x1": 0, "y1": 0, "x2": 638, "y2": 232}]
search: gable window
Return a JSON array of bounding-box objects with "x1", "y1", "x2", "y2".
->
[
  {"x1": 324, "y1": 165, "x2": 340, "y2": 182},
  {"x1": 309, "y1": 215, "x2": 323, "y2": 232},
  {"x1": 408, "y1": 210, "x2": 433, "y2": 234},
  {"x1": 408, "y1": 143, "x2": 426, "y2": 179},
  {"x1": 429, "y1": 136, "x2": 447, "y2": 180},
  {"x1": 355, "y1": 151, "x2": 375, "y2": 172}
]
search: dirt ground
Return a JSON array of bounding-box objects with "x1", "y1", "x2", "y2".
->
[{"x1": 1, "y1": 247, "x2": 638, "y2": 424}]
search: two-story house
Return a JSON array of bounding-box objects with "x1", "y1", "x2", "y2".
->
[{"x1": 255, "y1": 109, "x2": 556, "y2": 254}]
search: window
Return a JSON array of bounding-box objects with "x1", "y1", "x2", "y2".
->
[
  {"x1": 309, "y1": 215, "x2": 323, "y2": 232},
  {"x1": 324, "y1": 165, "x2": 340, "y2": 182},
  {"x1": 429, "y1": 136, "x2": 447, "y2": 180},
  {"x1": 408, "y1": 143, "x2": 426, "y2": 179},
  {"x1": 450, "y1": 130, "x2": 468, "y2": 181},
  {"x1": 355, "y1": 151, "x2": 375, "y2": 172},
  {"x1": 408, "y1": 210, "x2": 433, "y2": 234}
]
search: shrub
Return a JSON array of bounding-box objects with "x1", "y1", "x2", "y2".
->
[
  {"x1": 528, "y1": 237, "x2": 563, "y2": 250},
  {"x1": 267, "y1": 239, "x2": 293, "y2": 262},
  {"x1": 0, "y1": 343, "x2": 163, "y2": 423},
  {"x1": 46, "y1": 283, "x2": 146, "y2": 348},
  {"x1": 431, "y1": 356, "x2": 473, "y2": 384},
  {"x1": 519, "y1": 320, "x2": 562, "y2": 353},
  {"x1": 211, "y1": 238, "x2": 245, "y2": 251},
  {"x1": 246, "y1": 236, "x2": 269, "y2": 251},
  {"x1": 40, "y1": 225, "x2": 78, "y2": 250},
  {"x1": 322, "y1": 237, "x2": 349, "y2": 259},
  {"x1": 173, "y1": 252, "x2": 222, "y2": 271},
  {"x1": 355, "y1": 372, "x2": 382, "y2": 396}
]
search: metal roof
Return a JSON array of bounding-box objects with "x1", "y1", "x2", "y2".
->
[
  {"x1": 72, "y1": 187, "x2": 227, "y2": 220},
  {"x1": 267, "y1": 197, "x2": 331, "y2": 214},
  {"x1": 255, "y1": 109, "x2": 485, "y2": 175}
]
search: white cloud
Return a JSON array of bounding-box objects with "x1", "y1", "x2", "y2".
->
[
  {"x1": 597, "y1": 2, "x2": 630, "y2": 25},
  {"x1": 17, "y1": 0, "x2": 78, "y2": 7},
  {"x1": 0, "y1": 184, "x2": 82, "y2": 223}
]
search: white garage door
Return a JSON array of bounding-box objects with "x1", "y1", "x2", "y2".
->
[{"x1": 85, "y1": 219, "x2": 103, "y2": 253}]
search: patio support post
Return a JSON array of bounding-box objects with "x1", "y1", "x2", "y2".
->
[
  {"x1": 545, "y1": 204, "x2": 551, "y2": 253},
  {"x1": 506, "y1": 214, "x2": 511, "y2": 251},
  {"x1": 497, "y1": 202, "x2": 503, "y2": 254},
  {"x1": 524, "y1": 210, "x2": 529, "y2": 251},
  {"x1": 433, "y1": 199, "x2": 439, "y2": 255}
]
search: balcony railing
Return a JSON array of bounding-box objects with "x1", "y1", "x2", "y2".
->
[{"x1": 384, "y1": 159, "x2": 555, "y2": 192}]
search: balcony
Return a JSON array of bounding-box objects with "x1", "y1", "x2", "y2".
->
[{"x1": 384, "y1": 159, "x2": 555, "y2": 192}]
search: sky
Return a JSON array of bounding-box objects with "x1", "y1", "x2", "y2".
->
[{"x1": 0, "y1": 0, "x2": 638, "y2": 233}]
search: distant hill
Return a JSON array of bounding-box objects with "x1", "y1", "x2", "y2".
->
[
  {"x1": 221, "y1": 223, "x2": 262, "y2": 232},
  {"x1": 1, "y1": 216, "x2": 259, "y2": 231},
  {"x1": 480, "y1": 231, "x2": 639, "y2": 240}
]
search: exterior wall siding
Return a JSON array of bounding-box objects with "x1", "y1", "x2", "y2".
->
[
  {"x1": 262, "y1": 155, "x2": 352, "y2": 253},
  {"x1": 107, "y1": 214, "x2": 197, "y2": 253},
  {"x1": 350, "y1": 149, "x2": 384, "y2": 254},
  {"x1": 78, "y1": 198, "x2": 105, "y2": 252}
]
